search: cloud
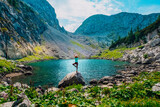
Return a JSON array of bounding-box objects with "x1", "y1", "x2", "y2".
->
[{"x1": 47, "y1": 0, "x2": 123, "y2": 32}]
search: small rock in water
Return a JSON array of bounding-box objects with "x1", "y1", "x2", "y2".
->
[{"x1": 24, "y1": 71, "x2": 33, "y2": 76}]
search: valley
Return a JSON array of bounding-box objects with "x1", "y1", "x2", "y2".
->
[{"x1": 0, "y1": 0, "x2": 160, "y2": 106}]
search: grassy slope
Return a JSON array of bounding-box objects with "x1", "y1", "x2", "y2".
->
[
  {"x1": 70, "y1": 40, "x2": 85, "y2": 49},
  {"x1": 0, "y1": 59, "x2": 17, "y2": 73},
  {"x1": 92, "y1": 47, "x2": 136, "y2": 59},
  {"x1": 0, "y1": 71, "x2": 160, "y2": 106},
  {"x1": 0, "y1": 46, "x2": 56, "y2": 73},
  {"x1": 17, "y1": 46, "x2": 57, "y2": 62}
]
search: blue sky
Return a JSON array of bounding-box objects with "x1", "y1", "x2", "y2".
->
[{"x1": 47, "y1": 0, "x2": 160, "y2": 32}]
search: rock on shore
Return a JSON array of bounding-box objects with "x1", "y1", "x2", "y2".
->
[{"x1": 58, "y1": 72, "x2": 85, "y2": 88}]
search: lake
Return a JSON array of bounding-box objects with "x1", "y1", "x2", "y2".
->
[{"x1": 12, "y1": 59, "x2": 128, "y2": 87}]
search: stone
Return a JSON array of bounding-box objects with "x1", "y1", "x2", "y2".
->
[
  {"x1": 156, "y1": 59, "x2": 160, "y2": 63},
  {"x1": 24, "y1": 71, "x2": 33, "y2": 76},
  {"x1": 116, "y1": 82, "x2": 123, "y2": 86},
  {"x1": 16, "y1": 65, "x2": 25, "y2": 68},
  {"x1": 125, "y1": 81, "x2": 133, "y2": 84},
  {"x1": 47, "y1": 87, "x2": 59, "y2": 92},
  {"x1": 98, "y1": 76, "x2": 113, "y2": 84},
  {"x1": 152, "y1": 83, "x2": 160, "y2": 92},
  {"x1": 0, "y1": 101, "x2": 14, "y2": 107},
  {"x1": 143, "y1": 58, "x2": 155, "y2": 64},
  {"x1": 107, "y1": 83, "x2": 114, "y2": 86},
  {"x1": 103, "y1": 81, "x2": 109, "y2": 84},
  {"x1": 17, "y1": 94, "x2": 31, "y2": 107},
  {"x1": 11, "y1": 93, "x2": 31, "y2": 107},
  {"x1": 17, "y1": 65, "x2": 33, "y2": 71},
  {"x1": 129, "y1": 70, "x2": 138, "y2": 75},
  {"x1": 89, "y1": 79, "x2": 98, "y2": 85},
  {"x1": 1, "y1": 81, "x2": 9, "y2": 87},
  {"x1": 149, "y1": 38, "x2": 160, "y2": 47},
  {"x1": 155, "y1": 53, "x2": 160, "y2": 60},
  {"x1": 114, "y1": 75, "x2": 124, "y2": 79},
  {"x1": 99, "y1": 85, "x2": 113, "y2": 89},
  {"x1": 125, "y1": 74, "x2": 134, "y2": 77},
  {"x1": 68, "y1": 88, "x2": 79, "y2": 93},
  {"x1": 83, "y1": 93, "x2": 89, "y2": 97},
  {"x1": 22, "y1": 84, "x2": 30, "y2": 88},
  {"x1": 0, "y1": 91, "x2": 8, "y2": 98},
  {"x1": 13, "y1": 82, "x2": 22, "y2": 89},
  {"x1": 58, "y1": 72, "x2": 85, "y2": 88},
  {"x1": 82, "y1": 85, "x2": 92, "y2": 91}
]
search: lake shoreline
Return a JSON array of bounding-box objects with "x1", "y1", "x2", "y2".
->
[
  {"x1": 1, "y1": 59, "x2": 160, "y2": 106},
  {"x1": 1, "y1": 57, "x2": 159, "y2": 88}
]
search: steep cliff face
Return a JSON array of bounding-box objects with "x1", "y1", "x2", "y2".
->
[
  {"x1": 0, "y1": 0, "x2": 97, "y2": 59},
  {"x1": 75, "y1": 12, "x2": 160, "y2": 45},
  {"x1": 0, "y1": 0, "x2": 46, "y2": 59},
  {"x1": 22, "y1": 0, "x2": 65, "y2": 33}
]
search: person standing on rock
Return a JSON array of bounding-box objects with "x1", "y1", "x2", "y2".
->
[{"x1": 73, "y1": 54, "x2": 78, "y2": 73}]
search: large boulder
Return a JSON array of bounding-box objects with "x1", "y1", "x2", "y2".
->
[{"x1": 58, "y1": 72, "x2": 85, "y2": 88}]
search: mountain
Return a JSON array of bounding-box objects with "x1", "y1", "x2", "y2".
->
[
  {"x1": 109, "y1": 16, "x2": 160, "y2": 49},
  {"x1": 0, "y1": 0, "x2": 47, "y2": 59},
  {"x1": 75, "y1": 12, "x2": 160, "y2": 46},
  {"x1": 22, "y1": 0, "x2": 65, "y2": 33},
  {"x1": 0, "y1": 0, "x2": 97, "y2": 59}
]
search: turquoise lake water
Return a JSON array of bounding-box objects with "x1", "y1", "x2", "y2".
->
[{"x1": 12, "y1": 59, "x2": 128, "y2": 87}]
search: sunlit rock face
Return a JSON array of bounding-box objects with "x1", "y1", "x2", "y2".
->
[
  {"x1": 75, "y1": 12, "x2": 160, "y2": 45},
  {"x1": 0, "y1": 0, "x2": 46, "y2": 59}
]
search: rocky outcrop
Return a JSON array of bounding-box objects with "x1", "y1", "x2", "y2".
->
[
  {"x1": 58, "y1": 72, "x2": 85, "y2": 88},
  {"x1": 0, "y1": 60, "x2": 33, "y2": 81},
  {"x1": 122, "y1": 29, "x2": 160, "y2": 64},
  {"x1": 1, "y1": 93, "x2": 31, "y2": 107},
  {"x1": 0, "y1": 0, "x2": 46, "y2": 59}
]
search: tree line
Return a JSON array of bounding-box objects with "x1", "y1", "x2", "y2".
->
[{"x1": 109, "y1": 16, "x2": 160, "y2": 50}]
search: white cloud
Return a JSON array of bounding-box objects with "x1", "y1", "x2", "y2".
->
[
  {"x1": 65, "y1": 23, "x2": 81, "y2": 32},
  {"x1": 47, "y1": 0, "x2": 123, "y2": 32}
]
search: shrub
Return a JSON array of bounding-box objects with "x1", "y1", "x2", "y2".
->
[
  {"x1": 143, "y1": 54, "x2": 148, "y2": 59},
  {"x1": 138, "y1": 45, "x2": 144, "y2": 49}
]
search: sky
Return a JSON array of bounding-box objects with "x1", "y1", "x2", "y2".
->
[{"x1": 47, "y1": 0, "x2": 160, "y2": 32}]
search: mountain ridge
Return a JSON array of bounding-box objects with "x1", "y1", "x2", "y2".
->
[{"x1": 75, "y1": 12, "x2": 160, "y2": 46}]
